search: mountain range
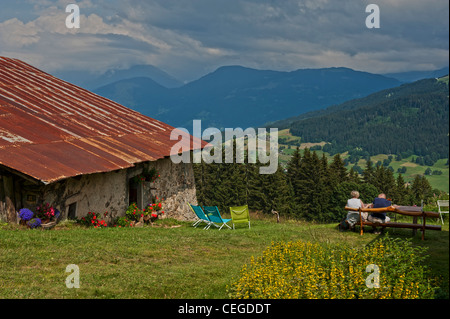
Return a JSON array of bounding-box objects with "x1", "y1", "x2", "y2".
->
[
  {"x1": 92, "y1": 66, "x2": 406, "y2": 129},
  {"x1": 53, "y1": 63, "x2": 448, "y2": 130}
]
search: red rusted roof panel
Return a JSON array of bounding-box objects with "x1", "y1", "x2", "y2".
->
[{"x1": 0, "y1": 57, "x2": 207, "y2": 184}]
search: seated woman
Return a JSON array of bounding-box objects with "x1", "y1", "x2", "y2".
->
[{"x1": 345, "y1": 191, "x2": 369, "y2": 228}]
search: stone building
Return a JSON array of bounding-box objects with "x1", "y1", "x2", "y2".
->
[{"x1": 0, "y1": 57, "x2": 205, "y2": 223}]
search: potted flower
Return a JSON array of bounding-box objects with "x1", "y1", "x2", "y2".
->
[
  {"x1": 36, "y1": 203, "x2": 57, "y2": 224},
  {"x1": 18, "y1": 208, "x2": 34, "y2": 226},
  {"x1": 27, "y1": 218, "x2": 42, "y2": 229}
]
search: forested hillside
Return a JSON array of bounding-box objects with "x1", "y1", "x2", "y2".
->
[
  {"x1": 278, "y1": 78, "x2": 449, "y2": 159},
  {"x1": 193, "y1": 145, "x2": 444, "y2": 223}
]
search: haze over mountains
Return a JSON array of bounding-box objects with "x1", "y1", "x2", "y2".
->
[{"x1": 54, "y1": 64, "x2": 448, "y2": 130}]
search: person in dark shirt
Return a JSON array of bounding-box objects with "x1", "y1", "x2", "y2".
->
[
  {"x1": 371, "y1": 194, "x2": 392, "y2": 220},
  {"x1": 367, "y1": 193, "x2": 397, "y2": 234}
]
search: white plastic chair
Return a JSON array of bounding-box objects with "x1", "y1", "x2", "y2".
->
[{"x1": 437, "y1": 200, "x2": 449, "y2": 224}]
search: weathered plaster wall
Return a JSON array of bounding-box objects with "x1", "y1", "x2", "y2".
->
[
  {"x1": 43, "y1": 169, "x2": 128, "y2": 222},
  {"x1": 42, "y1": 158, "x2": 198, "y2": 222}
]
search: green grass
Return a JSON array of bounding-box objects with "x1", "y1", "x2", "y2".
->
[{"x1": 0, "y1": 216, "x2": 448, "y2": 299}]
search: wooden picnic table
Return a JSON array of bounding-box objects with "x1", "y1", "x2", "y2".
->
[{"x1": 344, "y1": 205, "x2": 441, "y2": 240}]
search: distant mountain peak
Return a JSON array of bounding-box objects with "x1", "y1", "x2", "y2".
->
[{"x1": 53, "y1": 64, "x2": 183, "y2": 90}]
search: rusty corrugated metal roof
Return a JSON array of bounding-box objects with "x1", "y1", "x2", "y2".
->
[{"x1": 0, "y1": 57, "x2": 206, "y2": 184}]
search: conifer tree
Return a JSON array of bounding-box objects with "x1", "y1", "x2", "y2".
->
[
  {"x1": 329, "y1": 153, "x2": 349, "y2": 184},
  {"x1": 410, "y1": 174, "x2": 433, "y2": 204},
  {"x1": 362, "y1": 160, "x2": 375, "y2": 185},
  {"x1": 392, "y1": 174, "x2": 410, "y2": 205}
]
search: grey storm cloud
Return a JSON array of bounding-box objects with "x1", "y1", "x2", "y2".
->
[{"x1": 0, "y1": 0, "x2": 448, "y2": 81}]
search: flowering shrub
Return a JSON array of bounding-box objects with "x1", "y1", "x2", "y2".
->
[
  {"x1": 77, "y1": 212, "x2": 108, "y2": 228},
  {"x1": 36, "y1": 203, "x2": 57, "y2": 220},
  {"x1": 228, "y1": 237, "x2": 437, "y2": 299},
  {"x1": 27, "y1": 218, "x2": 42, "y2": 229},
  {"x1": 143, "y1": 196, "x2": 165, "y2": 219},
  {"x1": 19, "y1": 208, "x2": 34, "y2": 221},
  {"x1": 115, "y1": 216, "x2": 134, "y2": 228},
  {"x1": 126, "y1": 203, "x2": 143, "y2": 222}
]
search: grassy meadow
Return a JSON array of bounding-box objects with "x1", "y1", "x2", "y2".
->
[{"x1": 0, "y1": 214, "x2": 448, "y2": 299}]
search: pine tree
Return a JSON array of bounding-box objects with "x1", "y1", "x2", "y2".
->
[
  {"x1": 362, "y1": 160, "x2": 375, "y2": 185},
  {"x1": 411, "y1": 175, "x2": 433, "y2": 204},
  {"x1": 329, "y1": 153, "x2": 348, "y2": 184},
  {"x1": 348, "y1": 167, "x2": 361, "y2": 183},
  {"x1": 392, "y1": 174, "x2": 410, "y2": 205},
  {"x1": 286, "y1": 146, "x2": 301, "y2": 189},
  {"x1": 372, "y1": 164, "x2": 396, "y2": 196}
]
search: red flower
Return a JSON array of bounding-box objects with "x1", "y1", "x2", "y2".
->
[{"x1": 151, "y1": 213, "x2": 158, "y2": 218}]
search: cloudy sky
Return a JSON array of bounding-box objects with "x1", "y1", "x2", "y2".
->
[{"x1": 0, "y1": 0, "x2": 448, "y2": 82}]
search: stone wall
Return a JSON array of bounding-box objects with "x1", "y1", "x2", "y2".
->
[
  {"x1": 43, "y1": 157, "x2": 198, "y2": 222},
  {"x1": 149, "y1": 158, "x2": 198, "y2": 221},
  {"x1": 1, "y1": 158, "x2": 198, "y2": 224}
]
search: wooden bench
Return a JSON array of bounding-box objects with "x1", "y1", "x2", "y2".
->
[{"x1": 344, "y1": 206, "x2": 441, "y2": 240}]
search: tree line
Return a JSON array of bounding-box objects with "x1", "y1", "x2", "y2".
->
[{"x1": 193, "y1": 146, "x2": 443, "y2": 223}]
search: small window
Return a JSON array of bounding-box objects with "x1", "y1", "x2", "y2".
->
[{"x1": 68, "y1": 202, "x2": 77, "y2": 220}]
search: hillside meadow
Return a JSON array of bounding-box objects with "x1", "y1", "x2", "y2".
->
[{"x1": 0, "y1": 214, "x2": 448, "y2": 299}]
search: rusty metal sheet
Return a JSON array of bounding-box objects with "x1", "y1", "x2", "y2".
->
[{"x1": 0, "y1": 56, "x2": 207, "y2": 184}]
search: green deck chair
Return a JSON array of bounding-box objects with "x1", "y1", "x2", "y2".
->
[
  {"x1": 229, "y1": 205, "x2": 250, "y2": 229},
  {"x1": 188, "y1": 203, "x2": 212, "y2": 229},
  {"x1": 203, "y1": 206, "x2": 232, "y2": 230}
]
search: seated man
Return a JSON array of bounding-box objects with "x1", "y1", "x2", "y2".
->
[{"x1": 367, "y1": 193, "x2": 394, "y2": 234}]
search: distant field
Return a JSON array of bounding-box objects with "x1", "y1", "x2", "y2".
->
[
  {"x1": 278, "y1": 130, "x2": 449, "y2": 193},
  {"x1": 438, "y1": 75, "x2": 449, "y2": 85}
]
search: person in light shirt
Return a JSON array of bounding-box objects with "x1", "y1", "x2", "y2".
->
[{"x1": 345, "y1": 190, "x2": 369, "y2": 229}]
